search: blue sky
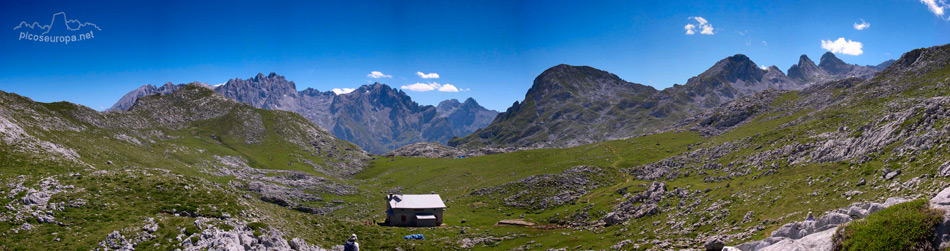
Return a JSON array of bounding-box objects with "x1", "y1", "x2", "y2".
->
[{"x1": 1, "y1": 0, "x2": 949, "y2": 111}]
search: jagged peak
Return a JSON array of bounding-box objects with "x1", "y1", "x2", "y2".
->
[
  {"x1": 798, "y1": 54, "x2": 816, "y2": 66},
  {"x1": 818, "y1": 52, "x2": 853, "y2": 75},
  {"x1": 358, "y1": 82, "x2": 392, "y2": 92},
  {"x1": 350, "y1": 82, "x2": 415, "y2": 101},
  {"x1": 221, "y1": 73, "x2": 297, "y2": 91},
  {"x1": 819, "y1": 52, "x2": 845, "y2": 66},
  {"x1": 697, "y1": 54, "x2": 764, "y2": 80},
  {"x1": 250, "y1": 72, "x2": 285, "y2": 81},
  {"x1": 438, "y1": 98, "x2": 461, "y2": 107},
  {"x1": 299, "y1": 87, "x2": 333, "y2": 96}
]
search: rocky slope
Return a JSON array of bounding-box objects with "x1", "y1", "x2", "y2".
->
[
  {"x1": 450, "y1": 64, "x2": 669, "y2": 148},
  {"x1": 110, "y1": 74, "x2": 498, "y2": 154},
  {"x1": 0, "y1": 84, "x2": 377, "y2": 249},
  {"x1": 608, "y1": 44, "x2": 950, "y2": 249},
  {"x1": 106, "y1": 82, "x2": 211, "y2": 111}
]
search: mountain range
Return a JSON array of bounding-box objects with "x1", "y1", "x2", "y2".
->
[
  {"x1": 109, "y1": 73, "x2": 498, "y2": 154},
  {"x1": 109, "y1": 52, "x2": 890, "y2": 152},
  {"x1": 448, "y1": 51, "x2": 893, "y2": 149}
]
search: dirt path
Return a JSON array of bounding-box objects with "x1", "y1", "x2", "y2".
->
[{"x1": 584, "y1": 146, "x2": 631, "y2": 203}]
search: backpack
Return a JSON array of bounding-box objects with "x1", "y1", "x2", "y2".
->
[{"x1": 344, "y1": 241, "x2": 356, "y2": 251}]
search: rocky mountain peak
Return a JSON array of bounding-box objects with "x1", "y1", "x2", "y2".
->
[
  {"x1": 346, "y1": 83, "x2": 415, "y2": 109},
  {"x1": 534, "y1": 64, "x2": 624, "y2": 87},
  {"x1": 461, "y1": 97, "x2": 479, "y2": 106},
  {"x1": 252, "y1": 72, "x2": 283, "y2": 81},
  {"x1": 128, "y1": 84, "x2": 230, "y2": 114},
  {"x1": 357, "y1": 82, "x2": 390, "y2": 92},
  {"x1": 438, "y1": 98, "x2": 461, "y2": 107},
  {"x1": 215, "y1": 73, "x2": 298, "y2": 109},
  {"x1": 819, "y1": 52, "x2": 853, "y2": 75},
  {"x1": 795, "y1": 54, "x2": 818, "y2": 70},
  {"x1": 700, "y1": 54, "x2": 763, "y2": 76},
  {"x1": 789, "y1": 53, "x2": 834, "y2": 84},
  {"x1": 299, "y1": 87, "x2": 332, "y2": 96},
  {"x1": 107, "y1": 82, "x2": 188, "y2": 111},
  {"x1": 697, "y1": 54, "x2": 765, "y2": 82},
  {"x1": 528, "y1": 64, "x2": 654, "y2": 105},
  {"x1": 798, "y1": 54, "x2": 814, "y2": 65},
  {"x1": 440, "y1": 97, "x2": 481, "y2": 111}
]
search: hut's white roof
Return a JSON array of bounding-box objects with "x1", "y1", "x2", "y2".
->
[{"x1": 389, "y1": 194, "x2": 446, "y2": 209}]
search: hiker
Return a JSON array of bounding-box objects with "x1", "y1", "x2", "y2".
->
[
  {"x1": 806, "y1": 211, "x2": 815, "y2": 221},
  {"x1": 344, "y1": 234, "x2": 359, "y2": 251}
]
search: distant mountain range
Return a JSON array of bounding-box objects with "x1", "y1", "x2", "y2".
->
[
  {"x1": 448, "y1": 52, "x2": 893, "y2": 148},
  {"x1": 787, "y1": 52, "x2": 893, "y2": 86},
  {"x1": 109, "y1": 73, "x2": 498, "y2": 154},
  {"x1": 110, "y1": 52, "x2": 891, "y2": 153}
]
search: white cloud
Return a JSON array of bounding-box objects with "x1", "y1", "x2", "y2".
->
[
  {"x1": 438, "y1": 84, "x2": 459, "y2": 92},
  {"x1": 821, "y1": 37, "x2": 864, "y2": 56},
  {"x1": 401, "y1": 82, "x2": 438, "y2": 92},
  {"x1": 332, "y1": 88, "x2": 356, "y2": 95},
  {"x1": 759, "y1": 65, "x2": 769, "y2": 70},
  {"x1": 416, "y1": 71, "x2": 440, "y2": 79},
  {"x1": 921, "y1": 0, "x2": 946, "y2": 17},
  {"x1": 366, "y1": 71, "x2": 391, "y2": 78},
  {"x1": 762, "y1": 40, "x2": 768, "y2": 46},
  {"x1": 853, "y1": 19, "x2": 870, "y2": 30},
  {"x1": 400, "y1": 82, "x2": 465, "y2": 92},
  {"x1": 684, "y1": 24, "x2": 696, "y2": 35},
  {"x1": 684, "y1": 16, "x2": 714, "y2": 35},
  {"x1": 693, "y1": 16, "x2": 708, "y2": 25}
]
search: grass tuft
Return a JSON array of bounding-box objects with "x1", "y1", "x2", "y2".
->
[{"x1": 833, "y1": 199, "x2": 944, "y2": 251}]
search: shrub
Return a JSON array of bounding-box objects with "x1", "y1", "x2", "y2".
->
[{"x1": 833, "y1": 199, "x2": 944, "y2": 251}]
